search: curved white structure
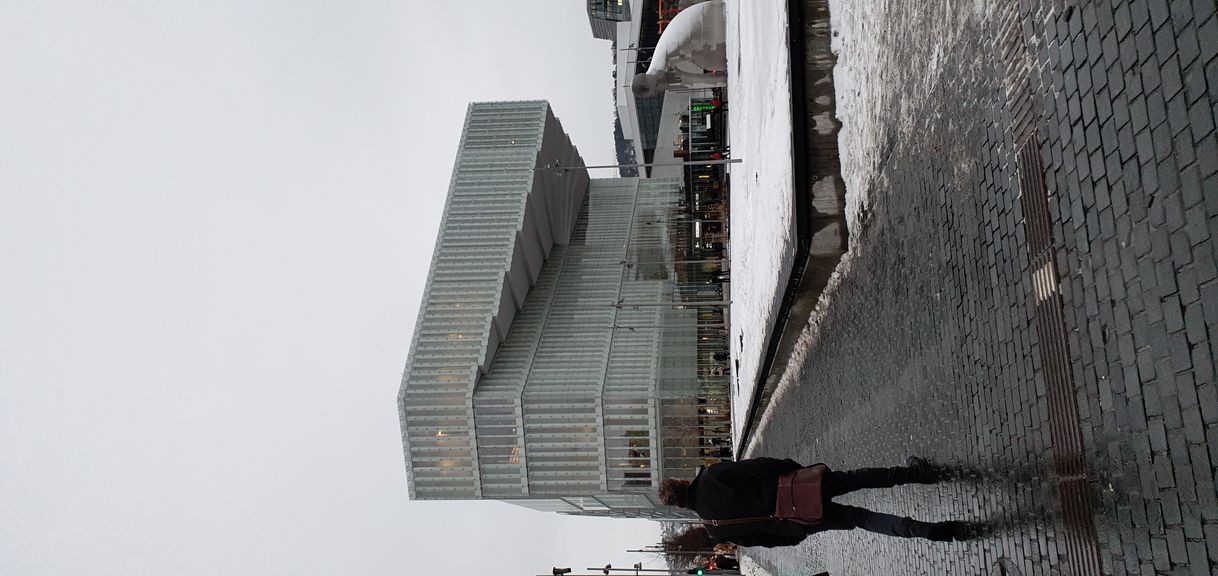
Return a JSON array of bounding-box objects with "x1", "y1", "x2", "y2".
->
[{"x1": 632, "y1": 0, "x2": 728, "y2": 98}]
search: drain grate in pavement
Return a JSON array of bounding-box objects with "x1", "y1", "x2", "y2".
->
[
  {"x1": 1017, "y1": 135, "x2": 1103, "y2": 576},
  {"x1": 1002, "y1": 2, "x2": 1104, "y2": 573}
]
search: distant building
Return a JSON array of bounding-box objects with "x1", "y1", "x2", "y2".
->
[
  {"x1": 594, "y1": 1, "x2": 713, "y2": 176},
  {"x1": 613, "y1": 114, "x2": 639, "y2": 177},
  {"x1": 587, "y1": 0, "x2": 632, "y2": 40},
  {"x1": 397, "y1": 101, "x2": 731, "y2": 518}
]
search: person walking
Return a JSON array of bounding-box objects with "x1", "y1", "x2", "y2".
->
[{"x1": 658, "y1": 456, "x2": 982, "y2": 547}]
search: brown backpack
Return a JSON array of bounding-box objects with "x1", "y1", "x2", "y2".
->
[{"x1": 705, "y1": 463, "x2": 828, "y2": 527}]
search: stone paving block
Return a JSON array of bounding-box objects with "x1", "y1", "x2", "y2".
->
[
  {"x1": 1154, "y1": 23, "x2": 1178, "y2": 61},
  {"x1": 1181, "y1": 406, "x2": 1206, "y2": 445},
  {"x1": 1156, "y1": 453, "x2": 1178, "y2": 490},
  {"x1": 1185, "y1": 61, "x2": 1212, "y2": 106},
  {"x1": 1132, "y1": 95, "x2": 1152, "y2": 132},
  {"x1": 1165, "y1": 190, "x2": 1188, "y2": 231},
  {"x1": 1204, "y1": 430, "x2": 1218, "y2": 488},
  {"x1": 1169, "y1": 455, "x2": 1198, "y2": 504},
  {"x1": 1171, "y1": 231, "x2": 1195, "y2": 268},
  {"x1": 1202, "y1": 284, "x2": 1218, "y2": 328},
  {"x1": 1193, "y1": 242, "x2": 1217, "y2": 283},
  {"x1": 1183, "y1": 500, "x2": 1206, "y2": 536},
  {"x1": 1164, "y1": 487, "x2": 1186, "y2": 524},
  {"x1": 1157, "y1": 258, "x2": 1178, "y2": 293},
  {"x1": 1177, "y1": 23, "x2": 1202, "y2": 71},
  {"x1": 1152, "y1": 536, "x2": 1172, "y2": 571},
  {"x1": 1185, "y1": 540, "x2": 1209, "y2": 576},
  {"x1": 1183, "y1": 302, "x2": 1207, "y2": 344},
  {"x1": 1116, "y1": 2, "x2": 1134, "y2": 36},
  {"x1": 1193, "y1": 0, "x2": 1218, "y2": 23},
  {"x1": 1164, "y1": 383, "x2": 1185, "y2": 431},
  {"x1": 1147, "y1": 0, "x2": 1170, "y2": 30},
  {"x1": 1163, "y1": 58, "x2": 1186, "y2": 100},
  {"x1": 1170, "y1": 333, "x2": 1193, "y2": 374},
  {"x1": 1168, "y1": 525, "x2": 1189, "y2": 564},
  {"x1": 1206, "y1": 523, "x2": 1218, "y2": 562},
  {"x1": 1189, "y1": 97, "x2": 1216, "y2": 140},
  {"x1": 1183, "y1": 208, "x2": 1209, "y2": 247},
  {"x1": 1168, "y1": 92, "x2": 1192, "y2": 134},
  {"x1": 1197, "y1": 384, "x2": 1218, "y2": 423},
  {"x1": 1176, "y1": 371, "x2": 1201, "y2": 407}
]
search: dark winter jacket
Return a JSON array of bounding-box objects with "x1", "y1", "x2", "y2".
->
[{"x1": 689, "y1": 457, "x2": 820, "y2": 548}]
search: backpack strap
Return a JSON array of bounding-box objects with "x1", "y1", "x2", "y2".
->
[
  {"x1": 703, "y1": 516, "x2": 775, "y2": 527},
  {"x1": 703, "y1": 515, "x2": 819, "y2": 528}
]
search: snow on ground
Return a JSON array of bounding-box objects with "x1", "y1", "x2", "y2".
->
[
  {"x1": 738, "y1": 552, "x2": 774, "y2": 576},
  {"x1": 738, "y1": 0, "x2": 874, "y2": 453},
  {"x1": 829, "y1": 0, "x2": 896, "y2": 229},
  {"x1": 725, "y1": 0, "x2": 797, "y2": 439},
  {"x1": 736, "y1": 0, "x2": 973, "y2": 455},
  {"x1": 726, "y1": 0, "x2": 881, "y2": 441}
]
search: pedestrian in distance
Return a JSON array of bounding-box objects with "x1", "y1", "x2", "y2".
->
[{"x1": 658, "y1": 456, "x2": 984, "y2": 547}]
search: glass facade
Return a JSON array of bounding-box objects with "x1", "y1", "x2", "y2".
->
[
  {"x1": 613, "y1": 114, "x2": 638, "y2": 177},
  {"x1": 588, "y1": 0, "x2": 631, "y2": 22},
  {"x1": 398, "y1": 101, "x2": 588, "y2": 500},
  {"x1": 399, "y1": 101, "x2": 731, "y2": 519},
  {"x1": 587, "y1": 0, "x2": 631, "y2": 40}
]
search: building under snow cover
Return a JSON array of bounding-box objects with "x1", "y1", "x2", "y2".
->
[{"x1": 397, "y1": 101, "x2": 731, "y2": 518}]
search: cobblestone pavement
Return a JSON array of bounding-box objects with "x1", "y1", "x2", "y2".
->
[{"x1": 741, "y1": 0, "x2": 1218, "y2": 574}]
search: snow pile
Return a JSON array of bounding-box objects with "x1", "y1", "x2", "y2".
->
[
  {"x1": 724, "y1": 0, "x2": 797, "y2": 439},
  {"x1": 739, "y1": 552, "x2": 776, "y2": 576}
]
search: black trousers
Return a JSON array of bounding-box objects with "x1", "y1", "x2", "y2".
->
[{"x1": 816, "y1": 465, "x2": 939, "y2": 539}]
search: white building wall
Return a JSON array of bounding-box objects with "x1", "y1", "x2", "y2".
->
[
  {"x1": 473, "y1": 177, "x2": 696, "y2": 517},
  {"x1": 401, "y1": 102, "x2": 703, "y2": 518},
  {"x1": 398, "y1": 101, "x2": 586, "y2": 500},
  {"x1": 614, "y1": 2, "x2": 648, "y2": 170}
]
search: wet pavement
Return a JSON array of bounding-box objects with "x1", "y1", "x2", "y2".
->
[{"x1": 740, "y1": 0, "x2": 1218, "y2": 574}]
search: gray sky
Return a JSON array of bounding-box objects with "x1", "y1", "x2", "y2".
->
[{"x1": 0, "y1": 1, "x2": 663, "y2": 574}]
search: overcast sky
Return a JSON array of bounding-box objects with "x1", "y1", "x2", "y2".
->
[{"x1": 0, "y1": 1, "x2": 664, "y2": 574}]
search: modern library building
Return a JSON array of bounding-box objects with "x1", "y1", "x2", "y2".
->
[{"x1": 398, "y1": 101, "x2": 731, "y2": 518}]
